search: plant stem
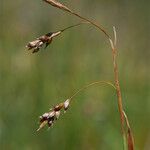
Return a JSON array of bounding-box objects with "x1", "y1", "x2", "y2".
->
[
  {"x1": 111, "y1": 39, "x2": 125, "y2": 133},
  {"x1": 70, "y1": 12, "x2": 110, "y2": 39},
  {"x1": 60, "y1": 22, "x2": 89, "y2": 32},
  {"x1": 69, "y1": 81, "x2": 116, "y2": 101},
  {"x1": 60, "y1": 7, "x2": 125, "y2": 137},
  {"x1": 73, "y1": 12, "x2": 125, "y2": 139},
  {"x1": 110, "y1": 37, "x2": 126, "y2": 149},
  {"x1": 43, "y1": 1, "x2": 134, "y2": 148}
]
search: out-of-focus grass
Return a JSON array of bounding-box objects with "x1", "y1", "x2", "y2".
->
[{"x1": 0, "y1": 0, "x2": 150, "y2": 150}]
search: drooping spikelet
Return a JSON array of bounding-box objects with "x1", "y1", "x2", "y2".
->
[
  {"x1": 37, "y1": 99, "x2": 70, "y2": 131},
  {"x1": 26, "y1": 31, "x2": 61, "y2": 53}
]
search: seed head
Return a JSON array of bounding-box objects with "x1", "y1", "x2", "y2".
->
[
  {"x1": 64, "y1": 99, "x2": 70, "y2": 111},
  {"x1": 37, "y1": 99, "x2": 70, "y2": 131},
  {"x1": 26, "y1": 31, "x2": 61, "y2": 53}
]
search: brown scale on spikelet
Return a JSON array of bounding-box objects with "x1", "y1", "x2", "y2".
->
[
  {"x1": 26, "y1": 31, "x2": 61, "y2": 53},
  {"x1": 37, "y1": 99, "x2": 70, "y2": 131}
]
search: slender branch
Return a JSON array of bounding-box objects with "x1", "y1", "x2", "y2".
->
[
  {"x1": 40, "y1": 1, "x2": 134, "y2": 149},
  {"x1": 43, "y1": 0, "x2": 111, "y2": 39},
  {"x1": 111, "y1": 27, "x2": 124, "y2": 134},
  {"x1": 69, "y1": 12, "x2": 110, "y2": 39},
  {"x1": 37, "y1": 80, "x2": 115, "y2": 131},
  {"x1": 44, "y1": 0, "x2": 125, "y2": 136},
  {"x1": 69, "y1": 81, "x2": 116, "y2": 101},
  {"x1": 26, "y1": 22, "x2": 89, "y2": 53},
  {"x1": 60, "y1": 21, "x2": 89, "y2": 32}
]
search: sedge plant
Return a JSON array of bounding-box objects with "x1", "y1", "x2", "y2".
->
[{"x1": 26, "y1": 0, "x2": 134, "y2": 149}]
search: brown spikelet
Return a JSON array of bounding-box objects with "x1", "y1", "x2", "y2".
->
[
  {"x1": 26, "y1": 22, "x2": 87, "y2": 53},
  {"x1": 123, "y1": 111, "x2": 134, "y2": 150},
  {"x1": 43, "y1": 0, "x2": 72, "y2": 13},
  {"x1": 37, "y1": 99, "x2": 70, "y2": 131},
  {"x1": 27, "y1": 1, "x2": 135, "y2": 149},
  {"x1": 26, "y1": 31, "x2": 61, "y2": 53}
]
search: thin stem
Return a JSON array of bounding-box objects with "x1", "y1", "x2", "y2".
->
[
  {"x1": 70, "y1": 12, "x2": 111, "y2": 39},
  {"x1": 69, "y1": 81, "x2": 116, "y2": 101},
  {"x1": 43, "y1": 0, "x2": 111, "y2": 39},
  {"x1": 43, "y1": 1, "x2": 134, "y2": 148},
  {"x1": 111, "y1": 27, "x2": 124, "y2": 134},
  {"x1": 69, "y1": 10, "x2": 125, "y2": 137},
  {"x1": 60, "y1": 21, "x2": 89, "y2": 32}
]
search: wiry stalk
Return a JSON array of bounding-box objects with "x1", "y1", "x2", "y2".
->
[
  {"x1": 60, "y1": 21, "x2": 89, "y2": 32},
  {"x1": 44, "y1": 0, "x2": 110, "y2": 38},
  {"x1": 43, "y1": 0, "x2": 126, "y2": 144},
  {"x1": 37, "y1": 80, "x2": 115, "y2": 131},
  {"x1": 26, "y1": 22, "x2": 88, "y2": 53},
  {"x1": 109, "y1": 29, "x2": 126, "y2": 149},
  {"x1": 69, "y1": 81, "x2": 116, "y2": 101},
  {"x1": 35, "y1": 0, "x2": 134, "y2": 149}
]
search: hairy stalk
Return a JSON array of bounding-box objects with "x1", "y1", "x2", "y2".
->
[{"x1": 69, "y1": 81, "x2": 116, "y2": 101}]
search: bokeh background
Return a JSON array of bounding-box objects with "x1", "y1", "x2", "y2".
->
[{"x1": 0, "y1": 0, "x2": 150, "y2": 149}]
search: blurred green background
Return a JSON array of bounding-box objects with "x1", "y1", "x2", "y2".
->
[{"x1": 0, "y1": 0, "x2": 150, "y2": 149}]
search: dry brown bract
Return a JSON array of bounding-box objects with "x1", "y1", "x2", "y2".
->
[
  {"x1": 37, "y1": 99, "x2": 70, "y2": 131},
  {"x1": 43, "y1": 0, "x2": 72, "y2": 13},
  {"x1": 26, "y1": 31, "x2": 61, "y2": 53},
  {"x1": 123, "y1": 111, "x2": 134, "y2": 150}
]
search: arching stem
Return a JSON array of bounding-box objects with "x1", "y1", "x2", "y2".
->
[
  {"x1": 69, "y1": 81, "x2": 116, "y2": 101},
  {"x1": 43, "y1": 1, "x2": 134, "y2": 149},
  {"x1": 60, "y1": 21, "x2": 89, "y2": 32}
]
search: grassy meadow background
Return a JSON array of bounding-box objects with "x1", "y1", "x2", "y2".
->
[{"x1": 0, "y1": 0, "x2": 150, "y2": 149}]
